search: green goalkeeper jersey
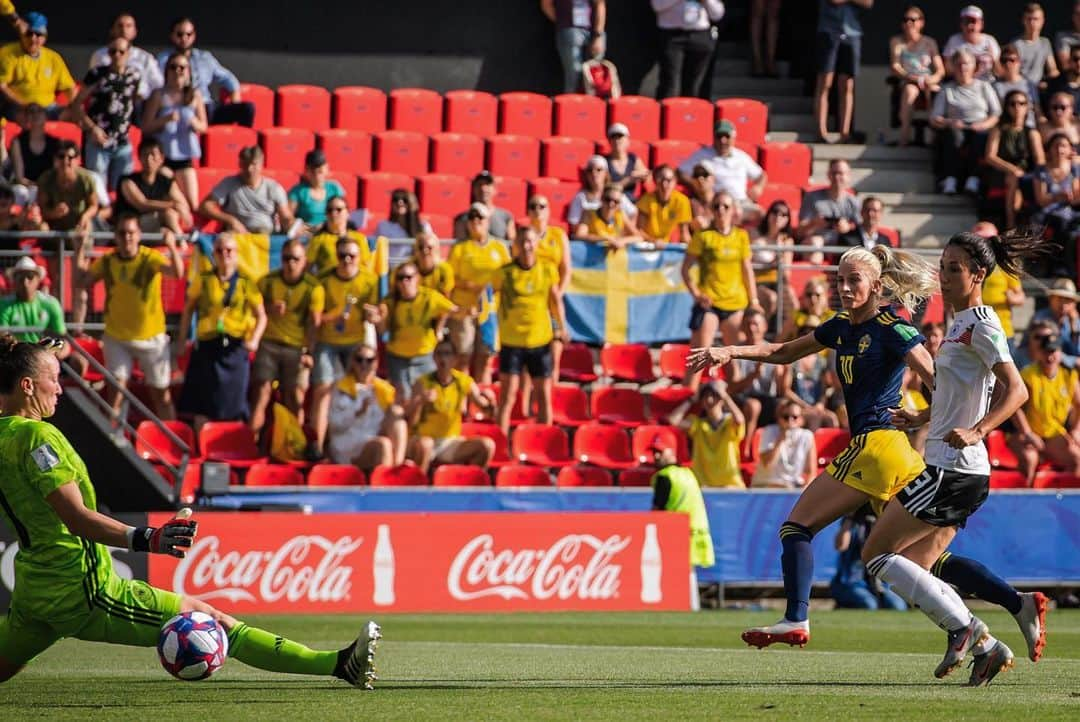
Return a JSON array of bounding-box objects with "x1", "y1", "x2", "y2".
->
[{"x1": 0, "y1": 415, "x2": 113, "y2": 619}]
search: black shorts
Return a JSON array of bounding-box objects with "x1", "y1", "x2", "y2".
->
[
  {"x1": 165, "y1": 158, "x2": 194, "y2": 171},
  {"x1": 689, "y1": 305, "x2": 737, "y2": 331},
  {"x1": 816, "y1": 31, "x2": 861, "y2": 76},
  {"x1": 499, "y1": 345, "x2": 553, "y2": 378},
  {"x1": 895, "y1": 465, "x2": 989, "y2": 529}
]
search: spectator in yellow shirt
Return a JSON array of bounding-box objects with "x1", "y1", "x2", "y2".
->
[
  {"x1": 636, "y1": 165, "x2": 692, "y2": 245},
  {"x1": 410, "y1": 230, "x2": 453, "y2": 297},
  {"x1": 328, "y1": 345, "x2": 407, "y2": 471},
  {"x1": 306, "y1": 197, "x2": 372, "y2": 276},
  {"x1": 667, "y1": 379, "x2": 747, "y2": 488},
  {"x1": 0, "y1": 11, "x2": 72, "y2": 120},
  {"x1": 574, "y1": 184, "x2": 641, "y2": 251},
  {"x1": 526, "y1": 193, "x2": 571, "y2": 382}
]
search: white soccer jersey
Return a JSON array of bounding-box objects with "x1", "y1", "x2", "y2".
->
[{"x1": 926, "y1": 305, "x2": 1013, "y2": 474}]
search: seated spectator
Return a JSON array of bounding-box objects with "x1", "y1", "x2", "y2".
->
[
  {"x1": 838, "y1": 196, "x2": 894, "y2": 250},
  {"x1": 567, "y1": 155, "x2": 637, "y2": 227},
  {"x1": 327, "y1": 344, "x2": 407, "y2": 471},
  {"x1": 813, "y1": 0, "x2": 868, "y2": 142},
  {"x1": 784, "y1": 315, "x2": 841, "y2": 431},
  {"x1": 782, "y1": 276, "x2": 835, "y2": 341},
  {"x1": 306, "y1": 197, "x2": 372, "y2": 276},
  {"x1": 88, "y1": 13, "x2": 163, "y2": 101},
  {"x1": 0, "y1": 12, "x2": 72, "y2": 120},
  {"x1": 7, "y1": 102, "x2": 56, "y2": 206},
  {"x1": 728, "y1": 307, "x2": 785, "y2": 446},
  {"x1": 1012, "y1": 3, "x2": 1058, "y2": 86},
  {"x1": 71, "y1": 35, "x2": 139, "y2": 191},
  {"x1": 750, "y1": 398, "x2": 817, "y2": 488},
  {"x1": 176, "y1": 232, "x2": 266, "y2": 432},
  {"x1": 114, "y1": 137, "x2": 192, "y2": 233},
  {"x1": 799, "y1": 158, "x2": 859, "y2": 263},
  {"x1": 156, "y1": 17, "x2": 254, "y2": 127},
  {"x1": 453, "y1": 171, "x2": 515, "y2": 241},
  {"x1": 249, "y1": 240, "x2": 324, "y2": 439},
  {"x1": 985, "y1": 90, "x2": 1044, "y2": 230},
  {"x1": 199, "y1": 145, "x2": 293, "y2": 235},
  {"x1": 574, "y1": 184, "x2": 641, "y2": 250},
  {"x1": 37, "y1": 140, "x2": 97, "y2": 237},
  {"x1": 687, "y1": 162, "x2": 715, "y2": 231},
  {"x1": 1045, "y1": 47, "x2": 1080, "y2": 119},
  {"x1": 142, "y1": 52, "x2": 206, "y2": 211},
  {"x1": 1055, "y1": 1, "x2": 1080, "y2": 71},
  {"x1": 1032, "y1": 133, "x2": 1080, "y2": 265},
  {"x1": 942, "y1": 5, "x2": 1002, "y2": 82},
  {"x1": 380, "y1": 260, "x2": 456, "y2": 401},
  {"x1": 373, "y1": 188, "x2": 430, "y2": 239},
  {"x1": 751, "y1": 199, "x2": 796, "y2": 320},
  {"x1": 930, "y1": 49, "x2": 1001, "y2": 195},
  {"x1": 993, "y1": 45, "x2": 1039, "y2": 128},
  {"x1": 288, "y1": 149, "x2": 344, "y2": 232},
  {"x1": 0, "y1": 256, "x2": 75, "y2": 370},
  {"x1": 410, "y1": 230, "x2": 454, "y2": 297},
  {"x1": 1038, "y1": 92, "x2": 1079, "y2": 147},
  {"x1": 1032, "y1": 278, "x2": 1080, "y2": 369},
  {"x1": 666, "y1": 379, "x2": 746, "y2": 488},
  {"x1": 677, "y1": 120, "x2": 766, "y2": 219},
  {"x1": 604, "y1": 123, "x2": 648, "y2": 199},
  {"x1": 404, "y1": 338, "x2": 496, "y2": 473},
  {"x1": 889, "y1": 5, "x2": 944, "y2": 146},
  {"x1": 0, "y1": 182, "x2": 44, "y2": 240},
  {"x1": 830, "y1": 508, "x2": 908, "y2": 610},
  {"x1": 636, "y1": 164, "x2": 692, "y2": 245}
]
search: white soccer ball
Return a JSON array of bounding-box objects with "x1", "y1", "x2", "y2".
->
[{"x1": 157, "y1": 611, "x2": 229, "y2": 681}]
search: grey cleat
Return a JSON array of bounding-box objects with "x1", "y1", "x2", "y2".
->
[
  {"x1": 336, "y1": 620, "x2": 382, "y2": 689},
  {"x1": 935, "y1": 616, "x2": 989, "y2": 679},
  {"x1": 1012, "y1": 591, "x2": 1048, "y2": 662},
  {"x1": 967, "y1": 640, "x2": 1015, "y2": 687}
]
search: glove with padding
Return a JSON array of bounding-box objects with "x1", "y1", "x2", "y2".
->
[{"x1": 130, "y1": 511, "x2": 198, "y2": 557}]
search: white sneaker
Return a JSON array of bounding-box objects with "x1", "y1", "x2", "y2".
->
[
  {"x1": 1012, "y1": 591, "x2": 1048, "y2": 662},
  {"x1": 742, "y1": 618, "x2": 810, "y2": 649},
  {"x1": 941, "y1": 177, "x2": 958, "y2": 195},
  {"x1": 964, "y1": 176, "x2": 980, "y2": 194}
]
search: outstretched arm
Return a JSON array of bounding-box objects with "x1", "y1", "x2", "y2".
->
[{"x1": 687, "y1": 331, "x2": 825, "y2": 372}]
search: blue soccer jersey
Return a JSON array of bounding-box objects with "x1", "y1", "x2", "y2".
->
[{"x1": 813, "y1": 306, "x2": 924, "y2": 436}]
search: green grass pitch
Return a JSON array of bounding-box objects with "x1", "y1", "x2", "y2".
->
[{"x1": 3, "y1": 609, "x2": 1078, "y2": 721}]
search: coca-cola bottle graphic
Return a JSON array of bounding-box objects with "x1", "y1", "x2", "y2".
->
[
  {"x1": 640, "y1": 523, "x2": 662, "y2": 603},
  {"x1": 373, "y1": 524, "x2": 396, "y2": 606}
]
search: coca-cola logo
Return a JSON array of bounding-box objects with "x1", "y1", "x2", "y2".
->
[
  {"x1": 447, "y1": 533, "x2": 630, "y2": 601},
  {"x1": 174, "y1": 535, "x2": 364, "y2": 604},
  {"x1": 1, "y1": 541, "x2": 133, "y2": 592}
]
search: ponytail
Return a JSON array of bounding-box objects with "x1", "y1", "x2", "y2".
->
[
  {"x1": 946, "y1": 227, "x2": 1054, "y2": 278},
  {"x1": 839, "y1": 246, "x2": 938, "y2": 314}
]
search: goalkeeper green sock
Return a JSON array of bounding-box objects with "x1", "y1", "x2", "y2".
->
[{"x1": 227, "y1": 622, "x2": 339, "y2": 676}]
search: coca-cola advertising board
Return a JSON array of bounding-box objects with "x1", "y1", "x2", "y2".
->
[{"x1": 147, "y1": 512, "x2": 690, "y2": 613}]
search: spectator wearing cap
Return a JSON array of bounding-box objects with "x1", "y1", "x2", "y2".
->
[
  {"x1": 0, "y1": 255, "x2": 63, "y2": 343},
  {"x1": 651, "y1": 0, "x2": 726, "y2": 100},
  {"x1": 114, "y1": 137, "x2": 192, "y2": 234},
  {"x1": 750, "y1": 398, "x2": 817, "y2": 489},
  {"x1": 142, "y1": 50, "x2": 207, "y2": 212},
  {"x1": 813, "y1": 0, "x2": 871, "y2": 143},
  {"x1": 1011, "y1": 3, "x2": 1058, "y2": 86},
  {"x1": 666, "y1": 379, "x2": 746, "y2": 488},
  {"x1": 1056, "y1": 2, "x2": 1080, "y2": 71},
  {"x1": 574, "y1": 184, "x2": 642, "y2": 250},
  {"x1": 374, "y1": 188, "x2": 431, "y2": 240},
  {"x1": 943, "y1": 5, "x2": 1002, "y2": 82},
  {"x1": 798, "y1": 158, "x2": 860, "y2": 264},
  {"x1": 288, "y1": 149, "x2": 345, "y2": 231},
  {"x1": 453, "y1": 171, "x2": 515, "y2": 242},
  {"x1": 677, "y1": 120, "x2": 766, "y2": 220},
  {"x1": 0, "y1": 11, "x2": 71, "y2": 120},
  {"x1": 89, "y1": 13, "x2": 163, "y2": 101},
  {"x1": 568, "y1": 154, "x2": 638, "y2": 227},
  {"x1": 604, "y1": 123, "x2": 648, "y2": 199},
  {"x1": 540, "y1": 0, "x2": 607, "y2": 94},
  {"x1": 636, "y1": 164, "x2": 692, "y2": 245},
  {"x1": 199, "y1": 145, "x2": 292, "y2": 235},
  {"x1": 1032, "y1": 278, "x2": 1080, "y2": 369},
  {"x1": 837, "y1": 196, "x2": 893, "y2": 252},
  {"x1": 156, "y1": 16, "x2": 254, "y2": 127},
  {"x1": 930, "y1": 48, "x2": 1000, "y2": 196}
]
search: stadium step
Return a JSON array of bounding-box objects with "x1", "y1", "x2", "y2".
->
[
  {"x1": 885, "y1": 210, "x2": 981, "y2": 242},
  {"x1": 768, "y1": 112, "x2": 820, "y2": 134},
  {"x1": 713, "y1": 59, "x2": 792, "y2": 77},
  {"x1": 812, "y1": 164, "x2": 937, "y2": 194},
  {"x1": 757, "y1": 95, "x2": 814, "y2": 115},
  {"x1": 712, "y1": 76, "x2": 804, "y2": 96}
]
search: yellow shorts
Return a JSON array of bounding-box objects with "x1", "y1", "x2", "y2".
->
[{"x1": 826, "y1": 429, "x2": 925, "y2": 515}]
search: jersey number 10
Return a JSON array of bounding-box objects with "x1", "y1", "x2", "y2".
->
[{"x1": 839, "y1": 354, "x2": 855, "y2": 385}]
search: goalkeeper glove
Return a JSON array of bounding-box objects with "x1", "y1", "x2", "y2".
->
[{"x1": 129, "y1": 512, "x2": 198, "y2": 557}]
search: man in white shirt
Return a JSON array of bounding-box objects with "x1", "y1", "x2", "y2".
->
[
  {"x1": 677, "y1": 119, "x2": 766, "y2": 220},
  {"x1": 943, "y1": 5, "x2": 1002, "y2": 82},
  {"x1": 87, "y1": 13, "x2": 162, "y2": 101},
  {"x1": 651, "y1": 0, "x2": 726, "y2": 99}
]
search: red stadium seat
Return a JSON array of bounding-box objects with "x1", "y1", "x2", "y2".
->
[
  {"x1": 416, "y1": 173, "x2": 470, "y2": 217},
  {"x1": 551, "y1": 384, "x2": 591, "y2": 427},
  {"x1": 359, "y1": 171, "x2": 413, "y2": 216},
  {"x1": 574, "y1": 423, "x2": 636, "y2": 469},
  {"x1": 135, "y1": 420, "x2": 198, "y2": 467},
  {"x1": 327, "y1": 172, "x2": 359, "y2": 210},
  {"x1": 1033, "y1": 471, "x2": 1080, "y2": 489},
  {"x1": 757, "y1": 182, "x2": 802, "y2": 219},
  {"x1": 528, "y1": 178, "x2": 578, "y2": 224},
  {"x1": 986, "y1": 430, "x2": 1019, "y2": 469},
  {"x1": 714, "y1": 98, "x2": 768, "y2": 148},
  {"x1": 444, "y1": 89, "x2": 498, "y2": 137},
  {"x1": 196, "y1": 167, "x2": 232, "y2": 196},
  {"x1": 487, "y1": 134, "x2": 541, "y2": 180},
  {"x1": 650, "y1": 139, "x2": 699, "y2": 170},
  {"x1": 388, "y1": 88, "x2": 443, "y2": 134},
  {"x1": 553, "y1": 94, "x2": 606, "y2": 142},
  {"x1": 540, "y1": 136, "x2": 594, "y2": 182},
  {"x1": 318, "y1": 129, "x2": 373, "y2": 176},
  {"x1": 594, "y1": 137, "x2": 651, "y2": 162},
  {"x1": 202, "y1": 125, "x2": 258, "y2": 168},
  {"x1": 600, "y1": 343, "x2": 656, "y2": 384},
  {"x1": 878, "y1": 225, "x2": 901, "y2": 247},
  {"x1": 432, "y1": 464, "x2": 491, "y2": 487},
  {"x1": 618, "y1": 467, "x2": 654, "y2": 487},
  {"x1": 260, "y1": 127, "x2": 316, "y2": 172},
  {"x1": 556, "y1": 465, "x2": 613, "y2": 487},
  {"x1": 499, "y1": 91, "x2": 553, "y2": 138},
  {"x1": 430, "y1": 132, "x2": 485, "y2": 176},
  {"x1": 460, "y1": 422, "x2": 512, "y2": 467},
  {"x1": 660, "y1": 97, "x2": 713, "y2": 144},
  {"x1": 921, "y1": 293, "x2": 945, "y2": 325},
  {"x1": 152, "y1": 460, "x2": 203, "y2": 505},
  {"x1": 989, "y1": 470, "x2": 1028, "y2": 489},
  {"x1": 332, "y1": 86, "x2": 387, "y2": 132},
  {"x1": 496, "y1": 464, "x2": 552, "y2": 487},
  {"x1": 424, "y1": 213, "x2": 453, "y2": 238},
  {"x1": 591, "y1": 387, "x2": 647, "y2": 427},
  {"x1": 238, "y1": 82, "x2": 276, "y2": 130},
  {"x1": 246, "y1": 462, "x2": 304, "y2": 487},
  {"x1": 631, "y1": 425, "x2": 690, "y2": 465},
  {"x1": 608, "y1": 95, "x2": 661, "y2": 142},
  {"x1": 558, "y1": 342, "x2": 598, "y2": 383},
  {"x1": 263, "y1": 168, "x2": 299, "y2": 192},
  {"x1": 199, "y1": 421, "x2": 268, "y2": 470},
  {"x1": 648, "y1": 386, "x2": 695, "y2": 422},
  {"x1": 472, "y1": 382, "x2": 525, "y2": 422},
  {"x1": 493, "y1": 176, "x2": 528, "y2": 218},
  {"x1": 45, "y1": 120, "x2": 81, "y2": 149},
  {"x1": 276, "y1": 84, "x2": 331, "y2": 132},
  {"x1": 369, "y1": 463, "x2": 429, "y2": 486},
  {"x1": 373, "y1": 130, "x2": 429, "y2": 176},
  {"x1": 814, "y1": 428, "x2": 851, "y2": 467},
  {"x1": 759, "y1": 142, "x2": 812, "y2": 188},
  {"x1": 307, "y1": 464, "x2": 366, "y2": 486},
  {"x1": 512, "y1": 423, "x2": 574, "y2": 467},
  {"x1": 71, "y1": 335, "x2": 105, "y2": 382},
  {"x1": 658, "y1": 343, "x2": 690, "y2": 381}
]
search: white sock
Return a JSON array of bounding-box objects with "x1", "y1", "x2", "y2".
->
[
  {"x1": 972, "y1": 635, "x2": 996, "y2": 656},
  {"x1": 866, "y1": 553, "x2": 972, "y2": 631}
]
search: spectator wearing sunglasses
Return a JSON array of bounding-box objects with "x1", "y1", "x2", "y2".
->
[
  {"x1": 306, "y1": 197, "x2": 372, "y2": 276},
  {"x1": 114, "y1": 137, "x2": 192, "y2": 234},
  {"x1": 636, "y1": 164, "x2": 692, "y2": 245},
  {"x1": 0, "y1": 11, "x2": 73, "y2": 120},
  {"x1": 374, "y1": 188, "x2": 430, "y2": 240},
  {"x1": 525, "y1": 194, "x2": 571, "y2": 381},
  {"x1": 888, "y1": 6, "x2": 944, "y2": 147},
  {"x1": 573, "y1": 184, "x2": 641, "y2": 250},
  {"x1": 88, "y1": 13, "x2": 163, "y2": 100},
  {"x1": 942, "y1": 5, "x2": 1002, "y2": 82},
  {"x1": 142, "y1": 51, "x2": 207, "y2": 211},
  {"x1": 453, "y1": 171, "x2": 515, "y2": 242},
  {"x1": 408, "y1": 230, "x2": 454, "y2": 298},
  {"x1": 327, "y1": 344, "x2": 407, "y2": 471},
  {"x1": 984, "y1": 90, "x2": 1043, "y2": 231},
  {"x1": 37, "y1": 140, "x2": 97, "y2": 236},
  {"x1": 751, "y1": 399, "x2": 817, "y2": 489},
  {"x1": 993, "y1": 46, "x2": 1038, "y2": 129}
]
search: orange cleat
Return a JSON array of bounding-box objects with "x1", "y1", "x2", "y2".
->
[{"x1": 742, "y1": 619, "x2": 810, "y2": 649}]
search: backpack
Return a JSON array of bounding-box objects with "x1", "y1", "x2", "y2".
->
[{"x1": 581, "y1": 58, "x2": 622, "y2": 100}]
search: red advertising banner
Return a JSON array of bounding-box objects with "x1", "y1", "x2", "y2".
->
[{"x1": 147, "y1": 512, "x2": 690, "y2": 613}]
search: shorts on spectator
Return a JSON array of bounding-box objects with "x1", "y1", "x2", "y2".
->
[
  {"x1": 689, "y1": 304, "x2": 739, "y2": 331},
  {"x1": 103, "y1": 332, "x2": 172, "y2": 389},
  {"x1": 135, "y1": 213, "x2": 164, "y2": 232},
  {"x1": 164, "y1": 158, "x2": 194, "y2": 171},
  {"x1": 735, "y1": 391, "x2": 777, "y2": 427},
  {"x1": 816, "y1": 31, "x2": 860, "y2": 76},
  {"x1": 312, "y1": 341, "x2": 359, "y2": 386},
  {"x1": 447, "y1": 316, "x2": 497, "y2": 356},
  {"x1": 386, "y1": 352, "x2": 435, "y2": 396},
  {"x1": 499, "y1": 344, "x2": 553, "y2": 378},
  {"x1": 253, "y1": 339, "x2": 310, "y2": 390},
  {"x1": 431, "y1": 436, "x2": 467, "y2": 462}
]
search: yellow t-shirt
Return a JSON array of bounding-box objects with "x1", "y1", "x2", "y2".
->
[
  {"x1": 580, "y1": 209, "x2": 630, "y2": 241},
  {"x1": 257, "y1": 271, "x2": 325, "y2": 348},
  {"x1": 336, "y1": 372, "x2": 396, "y2": 410},
  {"x1": 410, "y1": 257, "x2": 455, "y2": 298},
  {"x1": 0, "y1": 42, "x2": 74, "y2": 107},
  {"x1": 982, "y1": 266, "x2": 1022, "y2": 339},
  {"x1": 535, "y1": 225, "x2": 568, "y2": 273},
  {"x1": 414, "y1": 369, "x2": 473, "y2": 440},
  {"x1": 318, "y1": 267, "x2": 379, "y2": 345},
  {"x1": 447, "y1": 237, "x2": 510, "y2": 321},
  {"x1": 385, "y1": 287, "x2": 456, "y2": 358},
  {"x1": 1022, "y1": 363, "x2": 1078, "y2": 440},
  {"x1": 687, "y1": 226, "x2": 751, "y2": 311},
  {"x1": 688, "y1": 415, "x2": 746, "y2": 488},
  {"x1": 90, "y1": 246, "x2": 169, "y2": 342},
  {"x1": 189, "y1": 271, "x2": 263, "y2": 342},
  {"x1": 0, "y1": 2, "x2": 14, "y2": 16},
  {"x1": 494, "y1": 261, "x2": 558, "y2": 349},
  {"x1": 793, "y1": 308, "x2": 836, "y2": 330},
  {"x1": 636, "y1": 190, "x2": 692, "y2": 242},
  {"x1": 306, "y1": 229, "x2": 373, "y2": 276}
]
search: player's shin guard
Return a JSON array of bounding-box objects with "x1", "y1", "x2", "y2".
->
[
  {"x1": 227, "y1": 622, "x2": 338, "y2": 676},
  {"x1": 779, "y1": 522, "x2": 814, "y2": 622},
  {"x1": 932, "y1": 551, "x2": 1023, "y2": 615},
  {"x1": 866, "y1": 553, "x2": 972, "y2": 631}
]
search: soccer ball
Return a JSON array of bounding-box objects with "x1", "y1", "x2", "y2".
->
[{"x1": 157, "y1": 611, "x2": 229, "y2": 681}]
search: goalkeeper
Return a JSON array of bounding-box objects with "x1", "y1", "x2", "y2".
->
[{"x1": 0, "y1": 335, "x2": 380, "y2": 688}]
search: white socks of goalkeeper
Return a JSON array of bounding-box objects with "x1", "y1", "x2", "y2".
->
[{"x1": 865, "y1": 553, "x2": 972, "y2": 631}]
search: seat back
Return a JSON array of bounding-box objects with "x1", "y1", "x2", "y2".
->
[
  {"x1": 660, "y1": 97, "x2": 713, "y2": 144},
  {"x1": 591, "y1": 387, "x2": 646, "y2": 423},
  {"x1": 487, "y1": 134, "x2": 541, "y2": 180},
  {"x1": 551, "y1": 384, "x2": 590, "y2": 424},
  {"x1": 608, "y1": 95, "x2": 661, "y2": 142},
  {"x1": 552, "y1": 93, "x2": 607, "y2": 142},
  {"x1": 238, "y1": 82, "x2": 276, "y2": 129},
  {"x1": 388, "y1": 88, "x2": 443, "y2": 134},
  {"x1": 814, "y1": 428, "x2": 851, "y2": 467},
  {"x1": 332, "y1": 86, "x2": 388, "y2": 132},
  {"x1": 499, "y1": 92, "x2": 553, "y2": 138},
  {"x1": 512, "y1": 423, "x2": 569, "y2": 461},
  {"x1": 618, "y1": 467, "x2": 654, "y2": 487},
  {"x1": 557, "y1": 342, "x2": 598, "y2": 382},
  {"x1": 307, "y1": 464, "x2": 366, "y2": 486},
  {"x1": 203, "y1": 125, "x2": 258, "y2": 169},
  {"x1": 460, "y1": 422, "x2": 511, "y2": 463},
  {"x1": 600, "y1": 343, "x2": 655, "y2": 383},
  {"x1": 373, "y1": 130, "x2": 429, "y2": 176},
  {"x1": 631, "y1": 425, "x2": 690, "y2": 464},
  {"x1": 276, "y1": 84, "x2": 331, "y2": 132},
  {"x1": 360, "y1": 172, "x2": 414, "y2": 217},
  {"x1": 369, "y1": 463, "x2": 429, "y2": 486},
  {"x1": 495, "y1": 464, "x2": 552, "y2": 487},
  {"x1": 573, "y1": 423, "x2": 632, "y2": 463},
  {"x1": 416, "y1": 173, "x2": 470, "y2": 217},
  {"x1": 318, "y1": 129, "x2": 373, "y2": 176},
  {"x1": 135, "y1": 420, "x2": 196, "y2": 466},
  {"x1": 430, "y1": 132, "x2": 485, "y2": 177},
  {"x1": 260, "y1": 127, "x2": 316, "y2": 172},
  {"x1": 432, "y1": 464, "x2": 491, "y2": 487},
  {"x1": 199, "y1": 421, "x2": 260, "y2": 461},
  {"x1": 714, "y1": 98, "x2": 769, "y2": 147},
  {"x1": 650, "y1": 139, "x2": 699, "y2": 170},
  {"x1": 556, "y1": 465, "x2": 614, "y2": 487},
  {"x1": 444, "y1": 90, "x2": 498, "y2": 137},
  {"x1": 246, "y1": 462, "x2": 304, "y2": 487},
  {"x1": 658, "y1": 343, "x2": 690, "y2": 381},
  {"x1": 527, "y1": 177, "x2": 578, "y2": 224},
  {"x1": 541, "y1": 136, "x2": 595, "y2": 181}
]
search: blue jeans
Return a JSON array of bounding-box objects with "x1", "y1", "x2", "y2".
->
[
  {"x1": 556, "y1": 27, "x2": 591, "y2": 93},
  {"x1": 84, "y1": 139, "x2": 134, "y2": 191}
]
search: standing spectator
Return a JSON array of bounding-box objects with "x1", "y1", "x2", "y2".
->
[
  {"x1": 1038, "y1": 93, "x2": 1079, "y2": 147},
  {"x1": 666, "y1": 379, "x2": 746, "y2": 488},
  {"x1": 985, "y1": 90, "x2": 1043, "y2": 230},
  {"x1": 750, "y1": 398, "x2": 817, "y2": 489},
  {"x1": 76, "y1": 214, "x2": 183, "y2": 420},
  {"x1": 814, "y1": 0, "x2": 872, "y2": 143},
  {"x1": 943, "y1": 5, "x2": 1002, "y2": 82},
  {"x1": 931, "y1": 49, "x2": 1001, "y2": 196},
  {"x1": 1032, "y1": 278, "x2": 1080, "y2": 369},
  {"x1": 540, "y1": 0, "x2": 606, "y2": 94},
  {"x1": 526, "y1": 194, "x2": 570, "y2": 383},
  {"x1": 1055, "y1": 1, "x2": 1080, "y2": 71},
  {"x1": 453, "y1": 171, "x2": 515, "y2": 241},
  {"x1": 381, "y1": 260, "x2": 456, "y2": 402},
  {"x1": 993, "y1": 46, "x2": 1039, "y2": 129},
  {"x1": 410, "y1": 230, "x2": 454, "y2": 298},
  {"x1": 114, "y1": 137, "x2": 192, "y2": 233},
  {"x1": 574, "y1": 184, "x2": 641, "y2": 250},
  {"x1": 799, "y1": 159, "x2": 859, "y2": 264},
  {"x1": 651, "y1": 0, "x2": 726, "y2": 100},
  {"x1": 373, "y1": 188, "x2": 429, "y2": 239},
  {"x1": 0, "y1": 12, "x2": 72, "y2": 120},
  {"x1": 636, "y1": 164, "x2": 692, "y2": 245},
  {"x1": 728, "y1": 307, "x2": 785, "y2": 446},
  {"x1": 1011, "y1": 3, "x2": 1058, "y2": 86},
  {"x1": 604, "y1": 123, "x2": 649, "y2": 199},
  {"x1": 199, "y1": 146, "x2": 293, "y2": 235},
  {"x1": 568, "y1": 154, "x2": 637, "y2": 227},
  {"x1": 327, "y1": 344, "x2": 407, "y2": 471},
  {"x1": 1032, "y1": 133, "x2": 1080, "y2": 268},
  {"x1": 889, "y1": 5, "x2": 944, "y2": 147},
  {"x1": 156, "y1": 17, "x2": 254, "y2": 127},
  {"x1": 750, "y1": 0, "x2": 782, "y2": 78},
  {"x1": 306, "y1": 197, "x2": 372, "y2": 276},
  {"x1": 142, "y1": 52, "x2": 206, "y2": 211},
  {"x1": 88, "y1": 13, "x2": 162, "y2": 101},
  {"x1": 838, "y1": 196, "x2": 893, "y2": 251},
  {"x1": 751, "y1": 199, "x2": 796, "y2": 320},
  {"x1": 70, "y1": 36, "x2": 140, "y2": 192},
  {"x1": 288, "y1": 149, "x2": 344, "y2": 232},
  {"x1": 176, "y1": 232, "x2": 266, "y2": 432},
  {"x1": 7, "y1": 102, "x2": 56, "y2": 205},
  {"x1": 677, "y1": 121, "x2": 766, "y2": 219},
  {"x1": 687, "y1": 162, "x2": 715, "y2": 231},
  {"x1": 249, "y1": 240, "x2": 324, "y2": 438}
]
